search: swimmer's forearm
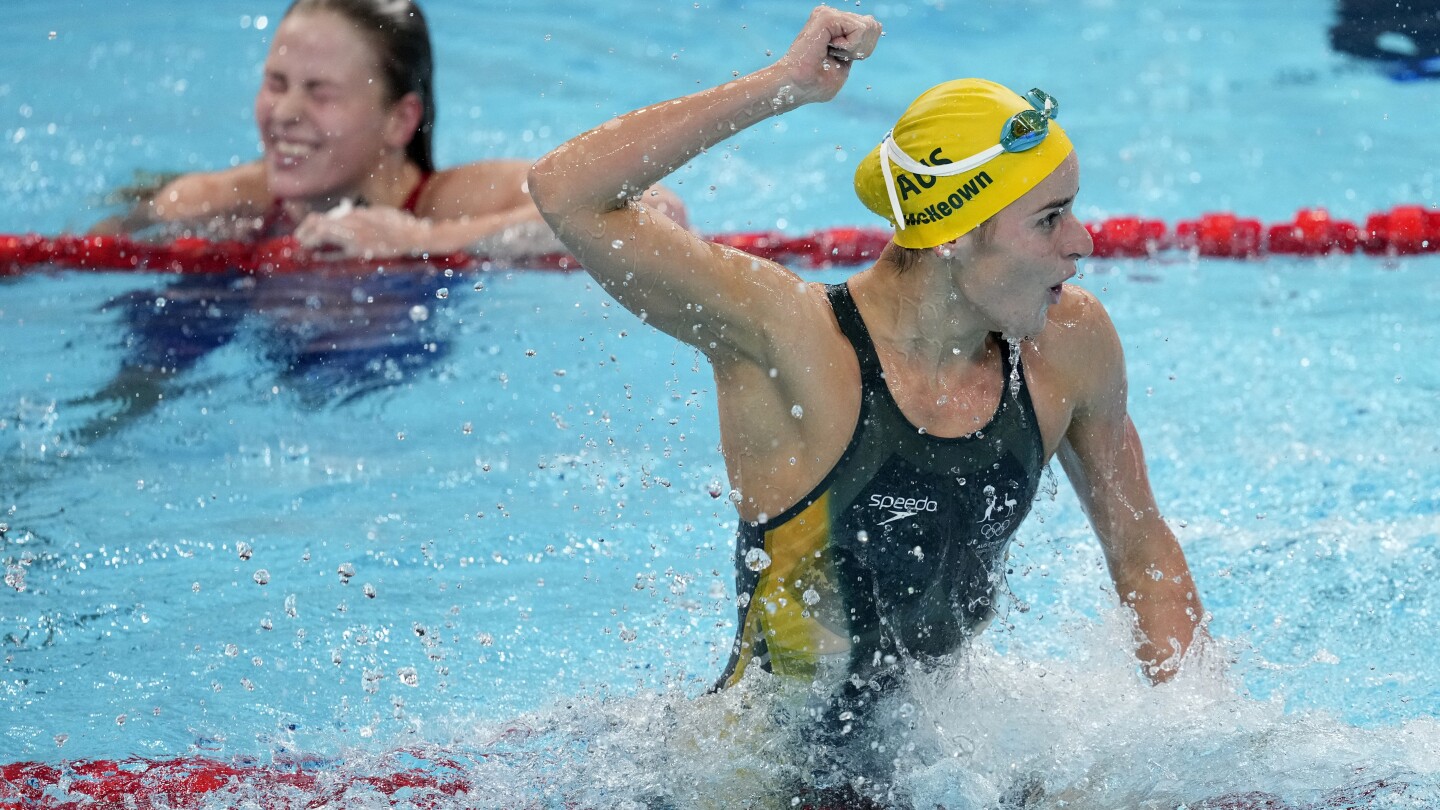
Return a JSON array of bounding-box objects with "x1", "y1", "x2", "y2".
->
[
  {"x1": 424, "y1": 207, "x2": 553, "y2": 255},
  {"x1": 1116, "y1": 539, "x2": 1205, "y2": 683},
  {"x1": 530, "y1": 64, "x2": 804, "y2": 216}
]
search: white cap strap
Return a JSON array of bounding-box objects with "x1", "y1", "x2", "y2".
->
[{"x1": 878, "y1": 132, "x2": 1006, "y2": 231}]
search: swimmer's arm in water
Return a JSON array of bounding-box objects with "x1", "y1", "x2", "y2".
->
[
  {"x1": 528, "y1": 6, "x2": 882, "y2": 359},
  {"x1": 293, "y1": 160, "x2": 541, "y2": 257},
  {"x1": 292, "y1": 160, "x2": 687, "y2": 259},
  {"x1": 1055, "y1": 295, "x2": 1205, "y2": 684},
  {"x1": 89, "y1": 164, "x2": 270, "y2": 236}
]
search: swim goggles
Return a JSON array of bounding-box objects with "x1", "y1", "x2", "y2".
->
[{"x1": 880, "y1": 88, "x2": 1059, "y2": 232}]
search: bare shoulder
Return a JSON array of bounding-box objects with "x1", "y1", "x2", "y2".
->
[
  {"x1": 420, "y1": 160, "x2": 533, "y2": 219},
  {"x1": 1041, "y1": 284, "x2": 1121, "y2": 352},
  {"x1": 1030, "y1": 284, "x2": 1127, "y2": 409},
  {"x1": 150, "y1": 163, "x2": 269, "y2": 222},
  {"x1": 770, "y1": 277, "x2": 850, "y2": 365}
]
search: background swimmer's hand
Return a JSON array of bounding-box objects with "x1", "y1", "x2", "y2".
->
[
  {"x1": 294, "y1": 206, "x2": 432, "y2": 260},
  {"x1": 777, "y1": 6, "x2": 882, "y2": 106}
]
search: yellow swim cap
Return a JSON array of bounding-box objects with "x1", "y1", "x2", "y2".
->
[{"x1": 854, "y1": 79, "x2": 1073, "y2": 249}]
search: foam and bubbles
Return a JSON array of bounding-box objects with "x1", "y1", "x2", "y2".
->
[
  {"x1": 478, "y1": 625, "x2": 1440, "y2": 808},
  {"x1": 39, "y1": 616, "x2": 1428, "y2": 809}
]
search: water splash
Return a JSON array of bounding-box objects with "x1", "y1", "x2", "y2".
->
[
  {"x1": 12, "y1": 634, "x2": 1437, "y2": 808},
  {"x1": 1007, "y1": 337, "x2": 1023, "y2": 397}
]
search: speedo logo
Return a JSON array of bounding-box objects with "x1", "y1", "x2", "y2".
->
[
  {"x1": 900, "y1": 171, "x2": 994, "y2": 227},
  {"x1": 869, "y1": 493, "x2": 939, "y2": 526}
]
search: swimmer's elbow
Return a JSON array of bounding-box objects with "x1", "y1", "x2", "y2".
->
[
  {"x1": 525, "y1": 161, "x2": 553, "y2": 212},
  {"x1": 526, "y1": 156, "x2": 573, "y2": 222},
  {"x1": 87, "y1": 215, "x2": 124, "y2": 236}
]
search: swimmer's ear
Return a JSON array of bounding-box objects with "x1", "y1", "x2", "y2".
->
[
  {"x1": 931, "y1": 237, "x2": 962, "y2": 261},
  {"x1": 384, "y1": 91, "x2": 424, "y2": 151}
]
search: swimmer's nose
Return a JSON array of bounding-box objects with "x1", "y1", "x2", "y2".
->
[
  {"x1": 1065, "y1": 212, "x2": 1093, "y2": 260},
  {"x1": 271, "y1": 86, "x2": 304, "y2": 123}
]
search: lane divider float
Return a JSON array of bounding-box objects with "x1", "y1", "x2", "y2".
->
[{"x1": 1, "y1": 205, "x2": 1437, "y2": 276}]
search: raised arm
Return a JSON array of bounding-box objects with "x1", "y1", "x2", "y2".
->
[
  {"x1": 88, "y1": 164, "x2": 269, "y2": 237},
  {"x1": 1056, "y1": 296, "x2": 1205, "y2": 683},
  {"x1": 527, "y1": 7, "x2": 882, "y2": 361}
]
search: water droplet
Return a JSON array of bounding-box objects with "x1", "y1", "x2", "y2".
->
[
  {"x1": 473, "y1": 281, "x2": 485, "y2": 292},
  {"x1": 252, "y1": 569, "x2": 270, "y2": 586},
  {"x1": 790, "y1": 404, "x2": 804, "y2": 419},
  {"x1": 435, "y1": 287, "x2": 449, "y2": 299},
  {"x1": 337, "y1": 563, "x2": 355, "y2": 583},
  {"x1": 284, "y1": 594, "x2": 298, "y2": 618},
  {"x1": 236, "y1": 541, "x2": 253, "y2": 561},
  {"x1": 744, "y1": 548, "x2": 772, "y2": 571},
  {"x1": 397, "y1": 666, "x2": 419, "y2": 687},
  {"x1": 409, "y1": 304, "x2": 430, "y2": 322},
  {"x1": 706, "y1": 480, "x2": 724, "y2": 498},
  {"x1": 1007, "y1": 337, "x2": 1023, "y2": 397},
  {"x1": 802, "y1": 588, "x2": 821, "y2": 606},
  {"x1": 856, "y1": 530, "x2": 869, "y2": 544},
  {"x1": 259, "y1": 618, "x2": 273, "y2": 631},
  {"x1": 363, "y1": 583, "x2": 377, "y2": 599},
  {"x1": 611, "y1": 239, "x2": 625, "y2": 249}
]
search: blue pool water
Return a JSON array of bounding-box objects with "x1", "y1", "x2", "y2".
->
[{"x1": 3, "y1": 1, "x2": 1440, "y2": 806}]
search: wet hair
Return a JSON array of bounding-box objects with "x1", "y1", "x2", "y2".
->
[
  {"x1": 283, "y1": 0, "x2": 436, "y2": 172},
  {"x1": 886, "y1": 219, "x2": 996, "y2": 274},
  {"x1": 888, "y1": 242, "x2": 925, "y2": 274}
]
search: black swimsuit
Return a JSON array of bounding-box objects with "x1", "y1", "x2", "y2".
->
[{"x1": 718, "y1": 281, "x2": 1046, "y2": 691}]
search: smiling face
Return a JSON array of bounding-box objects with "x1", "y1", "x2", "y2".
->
[
  {"x1": 254, "y1": 9, "x2": 415, "y2": 207},
  {"x1": 951, "y1": 152, "x2": 1094, "y2": 338}
]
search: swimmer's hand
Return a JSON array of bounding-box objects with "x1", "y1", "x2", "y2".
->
[
  {"x1": 776, "y1": 6, "x2": 882, "y2": 106},
  {"x1": 294, "y1": 205, "x2": 433, "y2": 260}
]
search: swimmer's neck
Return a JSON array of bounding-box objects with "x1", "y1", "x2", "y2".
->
[
  {"x1": 848, "y1": 249, "x2": 996, "y2": 371},
  {"x1": 276, "y1": 156, "x2": 421, "y2": 219}
]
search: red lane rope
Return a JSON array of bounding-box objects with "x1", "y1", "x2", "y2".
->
[
  {"x1": 0, "y1": 754, "x2": 475, "y2": 809},
  {"x1": 2, "y1": 205, "x2": 1437, "y2": 277},
  {"x1": 0, "y1": 754, "x2": 1403, "y2": 809}
]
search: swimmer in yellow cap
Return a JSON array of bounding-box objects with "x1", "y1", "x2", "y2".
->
[{"x1": 532, "y1": 7, "x2": 1204, "y2": 805}]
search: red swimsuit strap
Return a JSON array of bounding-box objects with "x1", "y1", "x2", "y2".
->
[
  {"x1": 400, "y1": 171, "x2": 432, "y2": 214},
  {"x1": 258, "y1": 170, "x2": 433, "y2": 237}
]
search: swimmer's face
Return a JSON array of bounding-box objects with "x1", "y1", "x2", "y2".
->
[
  {"x1": 950, "y1": 152, "x2": 1092, "y2": 338},
  {"x1": 255, "y1": 10, "x2": 419, "y2": 206}
]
